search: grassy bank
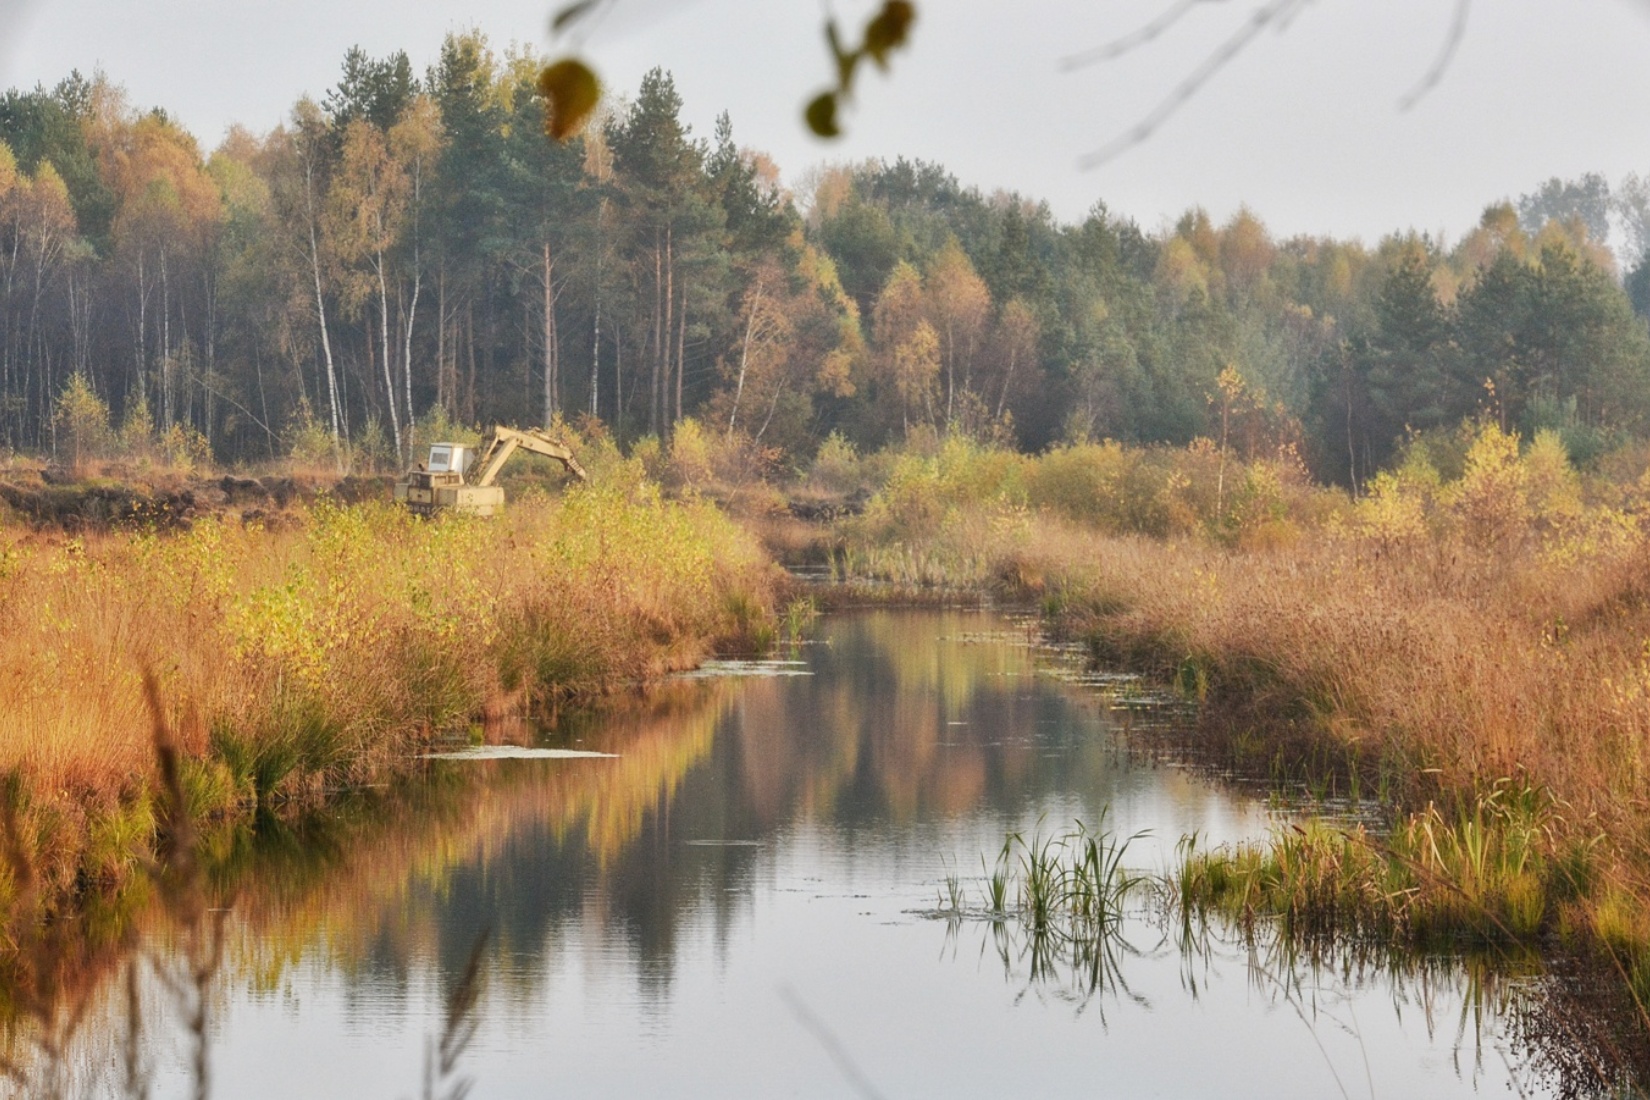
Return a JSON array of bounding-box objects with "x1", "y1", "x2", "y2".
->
[
  {"x1": 0, "y1": 472, "x2": 778, "y2": 918},
  {"x1": 814, "y1": 425, "x2": 1650, "y2": 1010}
]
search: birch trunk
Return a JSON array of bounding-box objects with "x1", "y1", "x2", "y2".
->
[
  {"x1": 542, "y1": 239, "x2": 558, "y2": 425},
  {"x1": 727, "y1": 281, "x2": 761, "y2": 437},
  {"x1": 376, "y1": 247, "x2": 401, "y2": 458}
]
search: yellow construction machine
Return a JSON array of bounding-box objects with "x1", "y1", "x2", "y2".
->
[{"x1": 394, "y1": 425, "x2": 588, "y2": 516}]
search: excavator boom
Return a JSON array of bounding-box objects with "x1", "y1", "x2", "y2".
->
[
  {"x1": 394, "y1": 424, "x2": 586, "y2": 515},
  {"x1": 472, "y1": 426, "x2": 588, "y2": 487}
]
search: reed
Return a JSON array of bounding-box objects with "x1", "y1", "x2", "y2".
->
[
  {"x1": 972, "y1": 816, "x2": 1147, "y2": 934},
  {"x1": 0, "y1": 481, "x2": 779, "y2": 916},
  {"x1": 937, "y1": 818, "x2": 1151, "y2": 1004}
]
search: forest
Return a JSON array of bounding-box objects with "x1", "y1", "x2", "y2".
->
[{"x1": 3, "y1": 32, "x2": 1650, "y2": 487}]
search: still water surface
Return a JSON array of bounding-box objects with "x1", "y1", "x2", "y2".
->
[{"x1": 139, "y1": 609, "x2": 1583, "y2": 1098}]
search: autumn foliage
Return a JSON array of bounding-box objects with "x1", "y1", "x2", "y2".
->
[{"x1": 0, "y1": 481, "x2": 776, "y2": 913}]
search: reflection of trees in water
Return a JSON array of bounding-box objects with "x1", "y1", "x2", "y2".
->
[
  {"x1": 731, "y1": 613, "x2": 1127, "y2": 832},
  {"x1": 2, "y1": 608, "x2": 1127, "y2": 1086},
  {"x1": 0, "y1": 675, "x2": 738, "y2": 1092}
]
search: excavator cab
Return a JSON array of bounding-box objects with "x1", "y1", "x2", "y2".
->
[
  {"x1": 425, "y1": 443, "x2": 470, "y2": 475},
  {"x1": 394, "y1": 427, "x2": 586, "y2": 516},
  {"x1": 395, "y1": 441, "x2": 503, "y2": 515}
]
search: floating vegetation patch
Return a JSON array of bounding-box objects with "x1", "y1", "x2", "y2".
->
[
  {"x1": 674, "y1": 659, "x2": 813, "y2": 680},
  {"x1": 950, "y1": 630, "x2": 1038, "y2": 646},
  {"x1": 422, "y1": 746, "x2": 620, "y2": 761}
]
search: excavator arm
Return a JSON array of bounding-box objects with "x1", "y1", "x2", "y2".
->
[{"x1": 470, "y1": 426, "x2": 589, "y2": 487}]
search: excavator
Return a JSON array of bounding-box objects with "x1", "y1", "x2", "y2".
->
[{"x1": 394, "y1": 425, "x2": 588, "y2": 516}]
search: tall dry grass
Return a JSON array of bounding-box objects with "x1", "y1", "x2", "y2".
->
[
  {"x1": 0, "y1": 476, "x2": 778, "y2": 910},
  {"x1": 832, "y1": 423, "x2": 1650, "y2": 1001},
  {"x1": 834, "y1": 424, "x2": 1650, "y2": 831}
]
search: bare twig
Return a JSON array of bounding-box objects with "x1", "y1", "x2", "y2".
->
[
  {"x1": 1060, "y1": 0, "x2": 1230, "y2": 71},
  {"x1": 1078, "y1": 0, "x2": 1309, "y2": 170},
  {"x1": 1075, "y1": 0, "x2": 1476, "y2": 168},
  {"x1": 1398, "y1": 0, "x2": 1471, "y2": 111},
  {"x1": 550, "y1": 0, "x2": 619, "y2": 49}
]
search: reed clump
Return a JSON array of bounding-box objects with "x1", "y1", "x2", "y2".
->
[
  {"x1": 1176, "y1": 782, "x2": 1569, "y2": 948},
  {"x1": 939, "y1": 819, "x2": 1148, "y2": 1001},
  {"x1": 939, "y1": 818, "x2": 1145, "y2": 930},
  {"x1": 0, "y1": 478, "x2": 778, "y2": 916}
]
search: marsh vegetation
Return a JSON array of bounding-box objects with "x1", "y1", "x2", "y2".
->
[{"x1": 0, "y1": 471, "x2": 778, "y2": 922}]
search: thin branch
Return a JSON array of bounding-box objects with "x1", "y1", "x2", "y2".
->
[
  {"x1": 1398, "y1": 0, "x2": 1471, "y2": 112},
  {"x1": 550, "y1": 0, "x2": 619, "y2": 49},
  {"x1": 1078, "y1": 0, "x2": 1309, "y2": 170},
  {"x1": 1060, "y1": 0, "x2": 1229, "y2": 71}
]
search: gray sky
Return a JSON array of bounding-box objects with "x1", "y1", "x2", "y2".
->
[{"x1": 4, "y1": 0, "x2": 1650, "y2": 245}]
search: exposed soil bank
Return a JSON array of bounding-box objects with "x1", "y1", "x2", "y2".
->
[{"x1": 0, "y1": 466, "x2": 395, "y2": 533}]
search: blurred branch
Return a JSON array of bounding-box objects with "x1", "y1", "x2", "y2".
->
[
  {"x1": 542, "y1": 1, "x2": 1487, "y2": 158},
  {"x1": 1078, "y1": 0, "x2": 1309, "y2": 170},
  {"x1": 1398, "y1": 0, "x2": 1471, "y2": 112},
  {"x1": 1060, "y1": 0, "x2": 1231, "y2": 71},
  {"x1": 777, "y1": 985, "x2": 890, "y2": 1100},
  {"x1": 541, "y1": 1, "x2": 916, "y2": 141},
  {"x1": 1075, "y1": 0, "x2": 1473, "y2": 169}
]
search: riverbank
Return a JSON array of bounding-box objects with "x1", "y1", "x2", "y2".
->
[
  {"x1": 801, "y1": 428, "x2": 1650, "y2": 1013},
  {"x1": 0, "y1": 474, "x2": 780, "y2": 920}
]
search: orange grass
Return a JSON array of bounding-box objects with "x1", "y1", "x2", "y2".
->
[
  {"x1": 0, "y1": 479, "x2": 778, "y2": 906},
  {"x1": 833, "y1": 425, "x2": 1650, "y2": 1000}
]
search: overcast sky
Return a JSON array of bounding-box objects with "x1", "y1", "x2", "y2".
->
[{"x1": 3, "y1": 0, "x2": 1650, "y2": 245}]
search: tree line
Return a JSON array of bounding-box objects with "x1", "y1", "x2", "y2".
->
[{"x1": 3, "y1": 32, "x2": 1649, "y2": 484}]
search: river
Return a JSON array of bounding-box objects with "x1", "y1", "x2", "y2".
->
[{"x1": 24, "y1": 608, "x2": 1631, "y2": 1098}]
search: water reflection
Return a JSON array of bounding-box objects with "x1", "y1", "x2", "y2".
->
[{"x1": 9, "y1": 609, "x2": 1644, "y2": 1097}]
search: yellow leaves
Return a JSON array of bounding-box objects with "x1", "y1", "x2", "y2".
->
[
  {"x1": 26, "y1": 160, "x2": 77, "y2": 237},
  {"x1": 1523, "y1": 429, "x2": 1583, "y2": 526},
  {"x1": 925, "y1": 239, "x2": 990, "y2": 347},
  {"x1": 1219, "y1": 206, "x2": 1274, "y2": 291},
  {"x1": 537, "y1": 59, "x2": 602, "y2": 142},
  {"x1": 329, "y1": 119, "x2": 409, "y2": 274},
  {"x1": 1353, "y1": 471, "x2": 1429, "y2": 552},
  {"x1": 1341, "y1": 419, "x2": 1647, "y2": 573},
  {"x1": 228, "y1": 578, "x2": 325, "y2": 686},
  {"x1": 1450, "y1": 420, "x2": 1529, "y2": 550},
  {"x1": 0, "y1": 139, "x2": 17, "y2": 197},
  {"x1": 816, "y1": 348, "x2": 857, "y2": 399},
  {"x1": 665, "y1": 418, "x2": 715, "y2": 490},
  {"x1": 892, "y1": 319, "x2": 941, "y2": 409},
  {"x1": 54, "y1": 374, "x2": 113, "y2": 472},
  {"x1": 1154, "y1": 237, "x2": 1209, "y2": 302},
  {"x1": 106, "y1": 111, "x2": 224, "y2": 248}
]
